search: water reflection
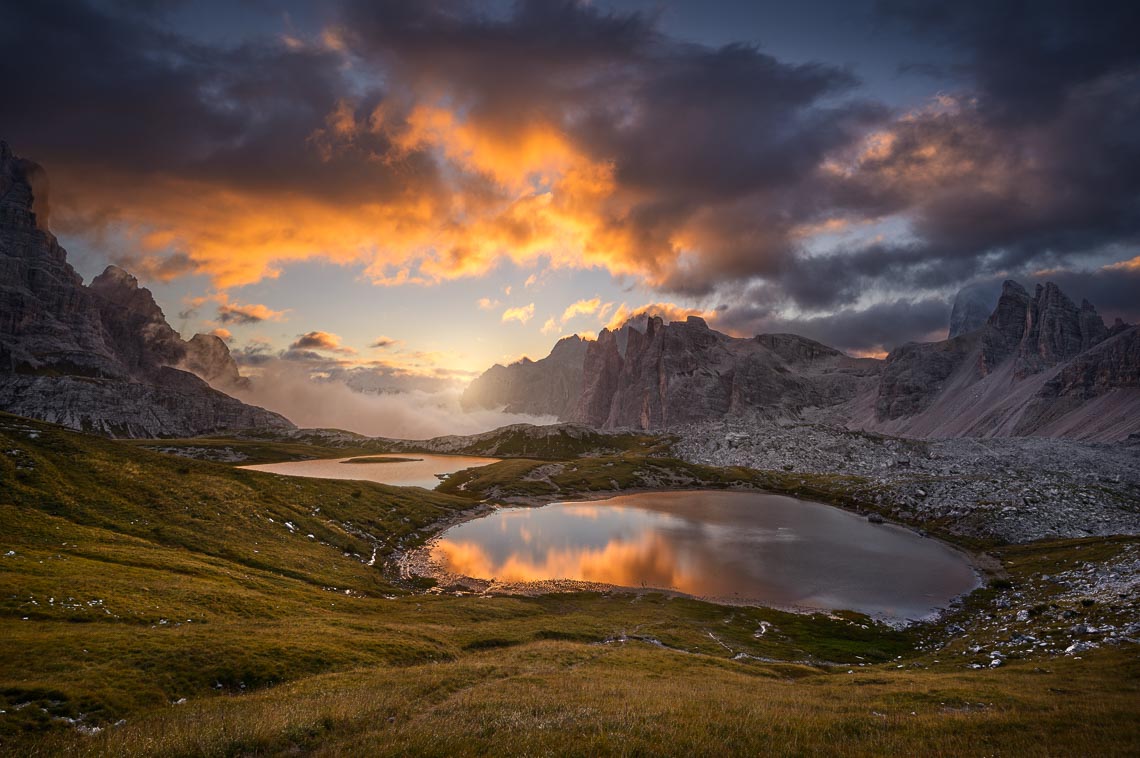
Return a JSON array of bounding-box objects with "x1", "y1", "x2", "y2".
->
[
  {"x1": 240, "y1": 454, "x2": 499, "y2": 490},
  {"x1": 429, "y1": 491, "x2": 979, "y2": 621}
]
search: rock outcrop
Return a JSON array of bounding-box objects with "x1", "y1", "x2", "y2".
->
[
  {"x1": 466, "y1": 278, "x2": 1137, "y2": 441},
  {"x1": 181, "y1": 333, "x2": 248, "y2": 389},
  {"x1": 0, "y1": 141, "x2": 291, "y2": 437},
  {"x1": 863, "y1": 279, "x2": 1136, "y2": 441},
  {"x1": 460, "y1": 335, "x2": 588, "y2": 418},
  {"x1": 569, "y1": 316, "x2": 880, "y2": 430}
]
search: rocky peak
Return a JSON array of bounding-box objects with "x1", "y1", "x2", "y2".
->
[
  {"x1": 949, "y1": 281, "x2": 1001, "y2": 338},
  {"x1": 89, "y1": 265, "x2": 187, "y2": 375},
  {"x1": 1017, "y1": 281, "x2": 1106, "y2": 376},
  {"x1": 548, "y1": 334, "x2": 588, "y2": 363},
  {"x1": 0, "y1": 143, "x2": 291, "y2": 436},
  {"x1": 979, "y1": 280, "x2": 1032, "y2": 374},
  {"x1": 0, "y1": 141, "x2": 50, "y2": 232},
  {"x1": 460, "y1": 331, "x2": 589, "y2": 418},
  {"x1": 975, "y1": 278, "x2": 1111, "y2": 379},
  {"x1": 182, "y1": 333, "x2": 247, "y2": 389}
]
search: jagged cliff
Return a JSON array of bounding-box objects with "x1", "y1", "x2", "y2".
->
[
  {"x1": 465, "y1": 281, "x2": 1138, "y2": 441},
  {"x1": 569, "y1": 316, "x2": 880, "y2": 429},
  {"x1": 460, "y1": 335, "x2": 588, "y2": 418},
  {"x1": 863, "y1": 280, "x2": 1137, "y2": 441},
  {"x1": 0, "y1": 141, "x2": 292, "y2": 437}
]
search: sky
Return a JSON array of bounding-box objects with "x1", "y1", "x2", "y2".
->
[{"x1": 3, "y1": 0, "x2": 1139, "y2": 398}]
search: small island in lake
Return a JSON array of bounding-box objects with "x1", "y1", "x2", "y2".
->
[{"x1": 340, "y1": 456, "x2": 424, "y2": 464}]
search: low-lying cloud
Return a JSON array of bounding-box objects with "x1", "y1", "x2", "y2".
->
[{"x1": 232, "y1": 360, "x2": 555, "y2": 439}]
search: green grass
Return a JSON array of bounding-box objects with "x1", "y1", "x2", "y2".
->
[
  {"x1": 130, "y1": 425, "x2": 672, "y2": 466},
  {"x1": 1, "y1": 413, "x2": 1137, "y2": 756}
]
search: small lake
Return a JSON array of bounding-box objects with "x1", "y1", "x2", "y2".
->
[
  {"x1": 240, "y1": 454, "x2": 499, "y2": 490},
  {"x1": 428, "y1": 490, "x2": 979, "y2": 621}
]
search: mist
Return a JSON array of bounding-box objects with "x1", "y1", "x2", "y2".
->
[{"x1": 229, "y1": 360, "x2": 557, "y2": 439}]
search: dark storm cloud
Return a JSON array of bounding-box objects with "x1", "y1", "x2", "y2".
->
[
  {"x1": 0, "y1": 0, "x2": 433, "y2": 206},
  {"x1": 335, "y1": 0, "x2": 888, "y2": 290},
  {"x1": 717, "y1": 0, "x2": 1140, "y2": 327},
  {"x1": 879, "y1": 0, "x2": 1140, "y2": 124},
  {"x1": 716, "y1": 294, "x2": 952, "y2": 355},
  {"x1": 1, "y1": 0, "x2": 1136, "y2": 352}
]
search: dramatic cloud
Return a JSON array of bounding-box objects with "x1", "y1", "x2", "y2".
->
[
  {"x1": 289, "y1": 330, "x2": 356, "y2": 354},
  {"x1": 217, "y1": 299, "x2": 289, "y2": 325},
  {"x1": 604, "y1": 302, "x2": 721, "y2": 332},
  {"x1": 208, "y1": 327, "x2": 233, "y2": 343},
  {"x1": 501, "y1": 303, "x2": 536, "y2": 325},
  {"x1": 1, "y1": 0, "x2": 1136, "y2": 354}
]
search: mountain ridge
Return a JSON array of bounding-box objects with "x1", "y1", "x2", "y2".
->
[
  {"x1": 464, "y1": 282, "x2": 1138, "y2": 442},
  {"x1": 0, "y1": 141, "x2": 292, "y2": 437}
]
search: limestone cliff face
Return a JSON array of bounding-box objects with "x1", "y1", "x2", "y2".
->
[
  {"x1": 460, "y1": 335, "x2": 588, "y2": 418},
  {"x1": 979, "y1": 280, "x2": 1109, "y2": 377},
  {"x1": 569, "y1": 316, "x2": 879, "y2": 430},
  {"x1": 0, "y1": 141, "x2": 291, "y2": 437},
  {"x1": 867, "y1": 279, "x2": 1136, "y2": 441},
  {"x1": 181, "y1": 333, "x2": 248, "y2": 389}
]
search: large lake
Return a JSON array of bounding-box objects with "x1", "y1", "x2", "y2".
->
[
  {"x1": 241, "y1": 454, "x2": 499, "y2": 490},
  {"x1": 428, "y1": 490, "x2": 979, "y2": 621}
]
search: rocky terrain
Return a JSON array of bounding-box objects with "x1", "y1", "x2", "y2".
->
[
  {"x1": 0, "y1": 141, "x2": 290, "y2": 437},
  {"x1": 570, "y1": 316, "x2": 881, "y2": 429},
  {"x1": 674, "y1": 417, "x2": 1140, "y2": 543},
  {"x1": 465, "y1": 280, "x2": 1139, "y2": 442},
  {"x1": 856, "y1": 280, "x2": 1139, "y2": 441}
]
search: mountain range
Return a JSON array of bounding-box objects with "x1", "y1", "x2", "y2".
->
[
  {"x1": 3, "y1": 139, "x2": 1136, "y2": 444},
  {"x1": 464, "y1": 282, "x2": 1139, "y2": 442},
  {"x1": 0, "y1": 142, "x2": 292, "y2": 437}
]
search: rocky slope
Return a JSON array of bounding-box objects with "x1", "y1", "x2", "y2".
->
[
  {"x1": 0, "y1": 141, "x2": 291, "y2": 437},
  {"x1": 675, "y1": 418, "x2": 1140, "y2": 543},
  {"x1": 467, "y1": 281, "x2": 1138, "y2": 441},
  {"x1": 858, "y1": 281, "x2": 1137, "y2": 442},
  {"x1": 460, "y1": 335, "x2": 588, "y2": 418}
]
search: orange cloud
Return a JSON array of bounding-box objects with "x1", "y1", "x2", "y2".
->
[
  {"x1": 560, "y1": 296, "x2": 601, "y2": 323},
  {"x1": 48, "y1": 99, "x2": 685, "y2": 294},
  {"x1": 604, "y1": 302, "x2": 719, "y2": 331},
  {"x1": 290, "y1": 330, "x2": 356, "y2": 354},
  {"x1": 1105, "y1": 256, "x2": 1140, "y2": 272},
  {"x1": 501, "y1": 303, "x2": 535, "y2": 325},
  {"x1": 208, "y1": 327, "x2": 233, "y2": 342},
  {"x1": 217, "y1": 296, "x2": 289, "y2": 325}
]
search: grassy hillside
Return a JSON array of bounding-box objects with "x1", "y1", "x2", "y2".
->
[
  {"x1": 129, "y1": 425, "x2": 671, "y2": 466},
  {"x1": 2, "y1": 413, "x2": 1138, "y2": 756}
]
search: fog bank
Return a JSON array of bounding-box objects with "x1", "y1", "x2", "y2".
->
[{"x1": 230, "y1": 361, "x2": 556, "y2": 439}]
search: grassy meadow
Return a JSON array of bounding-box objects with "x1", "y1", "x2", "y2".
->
[{"x1": 1, "y1": 413, "x2": 1137, "y2": 756}]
